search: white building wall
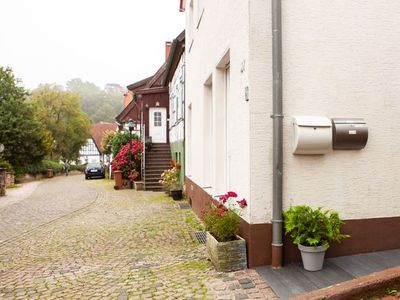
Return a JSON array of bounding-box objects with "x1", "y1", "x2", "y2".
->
[
  {"x1": 185, "y1": 0, "x2": 252, "y2": 221},
  {"x1": 186, "y1": 0, "x2": 400, "y2": 224},
  {"x1": 248, "y1": 0, "x2": 273, "y2": 223},
  {"x1": 282, "y1": 1, "x2": 400, "y2": 220},
  {"x1": 169, "y1": 55, "x2": 185, "y2": 144},
  {"x1": 79, "y1": 138, "x2": 101, "y2": 164}
]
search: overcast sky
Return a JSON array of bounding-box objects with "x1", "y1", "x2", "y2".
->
[{"x1": 0, "y1": 0, "x2": 185, "y2": 90}]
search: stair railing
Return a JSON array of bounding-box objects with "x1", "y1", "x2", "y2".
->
[{"x1": 142, "y1": 124, "x2": 146, "y2": 191}]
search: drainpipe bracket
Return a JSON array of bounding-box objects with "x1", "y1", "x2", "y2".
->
[
  {"x1": 270, "y1": 114, "x2": 284, "y2": 119},
  {"x1": 272, "y1": 243, "x2": 283, "y2": 247},
  {"x1": 272, "y1": 219, "x2": 283, "y2": 223}
]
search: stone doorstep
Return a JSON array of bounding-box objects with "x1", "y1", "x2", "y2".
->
[{"x1": 291, "y1": 266, "x2": 400, "y2": 300}]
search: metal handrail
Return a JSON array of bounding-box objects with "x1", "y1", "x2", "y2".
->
[{"x1": 142, "y1": 124, "x2": 146, "y2": 191}]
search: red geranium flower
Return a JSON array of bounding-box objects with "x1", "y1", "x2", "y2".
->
[
  {"x1": 227, "y1": 191, "x2": 237, "y2": 198},
  {"x1": 237, "y1": 199, "x2": 248, "y2": 209}
]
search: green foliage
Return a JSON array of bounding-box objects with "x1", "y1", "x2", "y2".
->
[
  {"x1": 203, "y1": 206, "x2": 240, "y2": 242},
  {"x1": 66, "y1": 79, "x2": 124, "y2": 123},
  {"x1": 0, "y1": 159, "x2": 13, "y2": 172},
  {"x1": 185, "y1": 212, "x2": 205, "y2": 231},
  {"x1": 17, "y1": 160, "x2": 63, "y2": 176},
  {"x1": 110, "y1": 132, "x2": 140, "y2": 156},
  {"x1": 159, "y1": 161, "x2": 182, "y2": 191},
  {"x1": 30, "y1": 85, "x2": 91, "y2": 161},
  {"x1": 0, "y1": 66, "x2": 52, "y2": 169},
  {"x1": 70, "y1": 164, "x2": 86, "y2": 172},
  {"x1": 283, "y1": 205, "x2": 350, "y2": 247},
  {"x1": 101, "y1": 131, "x2": 115, "y2": 155}
]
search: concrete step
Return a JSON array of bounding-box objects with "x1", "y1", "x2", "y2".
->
[
  {"x1": 146, "y1": 157, "x2": 171, "y2": 161},
  {"x1": 145, "y1": 165, "x2": 168, "y2": 168},
  {"x1": 145, "y1": 187, "x2": 164, "y2": 191}
]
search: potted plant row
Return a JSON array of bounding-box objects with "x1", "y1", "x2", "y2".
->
[
  {"x1": 203, "y1": 191, "x2": 248, "y2": 272},
  {"x1": 284, "y1": 205, "x2": 350, "y2": 271},
  {"x1": 159, "y1": 160, "x2": 182, "y2": 200}
]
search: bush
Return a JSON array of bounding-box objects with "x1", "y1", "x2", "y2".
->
[
  {"x1": 70, "y1": 164, "x2": 86, "y2": 172},
  {"x1": 283, "y1": 205, "x2": 350, "y2": 248},
  {"x1": 16, "y1": 160, "x2": 63, "y2": 176},
  {"x1": 0, "y1": 159, "x2": 13, "y2": 172},
  {"x1": 111, "y1": 140, "x2": 143, "y2": 180},
  {"x1": 110, "y1": 132, "x2": 140, "y2": 156}
]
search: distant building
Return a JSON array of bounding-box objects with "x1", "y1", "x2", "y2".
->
[
  {"x1": 163, "y1": 30, "x2": 185, "y2": 184},
  {"x1": 79, "y1": 122, "x2": 118, "y2": 164}
]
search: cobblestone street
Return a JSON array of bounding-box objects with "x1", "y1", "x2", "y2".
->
[{"x1": 0, "y1": 176, "x2": 277, "y2": 299}]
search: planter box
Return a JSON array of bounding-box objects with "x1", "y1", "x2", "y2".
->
[
  {"x1": 206, "y1": 232, "x2": 247, "y2": 272},
  {"x1": 46, "y1": 168, "x2": 54, "y2": 178},
  {"x1": 113, "y1": 171, "x2": 123, "y2": 190},
  {"x1": 6, "y1": 172, "x2": 14, "y2": 187},
  {"x1": 134, "y1": 181, "x2": 144, "y2": 191}
]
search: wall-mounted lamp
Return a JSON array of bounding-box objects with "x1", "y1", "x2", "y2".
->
[
  {"x1": 145, "y1": 104, "x2": 149, "y2": 110},
  {"x1": 156, "y1": 101, "x2": 160, "y2": 107}
]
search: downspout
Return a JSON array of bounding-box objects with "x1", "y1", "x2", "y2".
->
[{"x1": 271, "y1": 0, "x2": 283, "y2": 269}]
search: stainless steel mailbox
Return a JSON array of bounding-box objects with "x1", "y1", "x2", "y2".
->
[
  {"x1": 332, "y1": 118, "x2": 368, "y2": 150},
  {"x1": 292, "y1": 116, "x2": 332, "y2": 155}
]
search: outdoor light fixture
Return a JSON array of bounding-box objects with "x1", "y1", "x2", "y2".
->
[
  {"x1": 145, "y1": 104, "x2": 149, "y2": 109},
  {"x1": 155, "y1": 101, "x2": 160, "y2": 107},
  {"x1": 128, "y1": 118, "x2": 135, "y2": 131}
]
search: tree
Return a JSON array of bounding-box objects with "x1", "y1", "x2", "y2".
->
[
  {"x1": 30, "y1": 85, "x2": 91, "y2": 161},
  {"x1": 66, "y1": 78, "x2": 124, "y2": 123},
  {"x1": 101, "y1": 131, "x2": 116, "y2": 155},
  {"x1": 0, "y1": 67, "x2": 51, "y2": 169}
]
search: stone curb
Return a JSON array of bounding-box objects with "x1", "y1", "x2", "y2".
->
[{"x1": 291, "y1": 266, "x2": 400, "y2": 300}]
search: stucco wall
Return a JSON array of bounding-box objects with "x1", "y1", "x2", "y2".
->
[
  {"x1": 282, "y1": 1, "x2": 400, "y2": 219},
  {"x1": 185, "y1": 0, "x2": 251, "y2": 221},
  {"x1": 248, "y1": 0, "x2": 273, "y2": 223}
]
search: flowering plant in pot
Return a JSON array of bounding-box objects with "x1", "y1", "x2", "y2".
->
[
  {"x1": 159, "y1": 160, "x2": 182, "y2": 200},
  {"x1": 111, "y1": 140, "x2": 143, "y2": 180},
  {"x1": 203, "y1": 191, "x2": 248, "y2": 272},
  {"x1": 283, "y1": 205, "x2": 350, "y2": 271}
]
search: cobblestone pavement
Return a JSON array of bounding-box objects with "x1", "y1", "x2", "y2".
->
[
  {"x1": 0, "y1": 177, "x2": 277, "y2": 299},
  {"x1": 0, "y1": 176, "x2": 101, "y2": 243}
]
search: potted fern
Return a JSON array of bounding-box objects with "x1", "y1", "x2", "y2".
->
[{"x1": 283, "y1": 205, "x2": 350, "y2": 271}]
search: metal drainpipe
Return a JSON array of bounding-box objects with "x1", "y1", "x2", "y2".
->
[{"x1": 271, "y1": 0, "x2": 283, "y2": 269}]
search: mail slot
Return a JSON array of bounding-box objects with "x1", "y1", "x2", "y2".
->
[{"x1": 332, "y1": 118, "x2": 368, "y2": 150}]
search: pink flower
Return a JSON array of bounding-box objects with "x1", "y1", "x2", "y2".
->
[
  {"x1": 237, "y1": 199, "x2": 247, "y2": 208},
  {"x1": 219, "y1": 195, "x2": 228, "y2": 203},
  {"x1": 227, "y1": 191, "x2": 237, "y2": 198}
]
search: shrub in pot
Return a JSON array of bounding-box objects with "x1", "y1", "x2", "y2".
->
[
  {"x1": 203, "y1": 192, "x2": 248, "y2": 272},
  {"x1": 159, "y1": 160, "x2": 182, "y2": 200},
  {"x1": 284, "y1": 205, "x2": 350, "y2": 271}
]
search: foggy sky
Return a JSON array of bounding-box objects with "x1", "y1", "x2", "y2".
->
[{"x1": 0, "y1": 0, "x2": 185, "y2": 90}]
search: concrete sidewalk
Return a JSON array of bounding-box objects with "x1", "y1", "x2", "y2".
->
[
  {"x1": 0, "y1": 181, "x2": 42, "y2": 209},
  {"x1": 257, "y1": 248, "x2": 400, "y2": 299}
]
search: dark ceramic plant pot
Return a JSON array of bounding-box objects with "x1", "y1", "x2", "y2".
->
[{"x1": 170, "y1": 190, "x2": 183, "y2": 200}]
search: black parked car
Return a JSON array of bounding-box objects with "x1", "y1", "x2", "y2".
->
[{"x1": 85, "y1": 163, "x2": 105, "y2": 179}]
